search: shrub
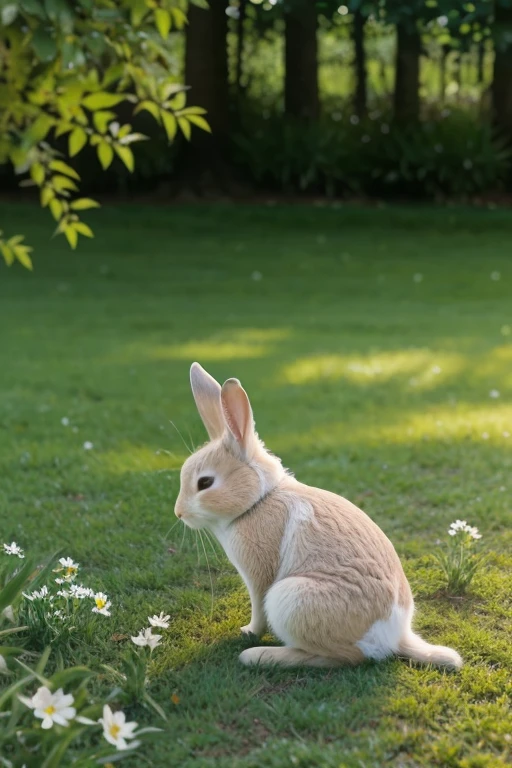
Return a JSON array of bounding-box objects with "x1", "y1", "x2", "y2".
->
[{"x1": 233, "y1": 109, "x2": 511, "y2": 199}]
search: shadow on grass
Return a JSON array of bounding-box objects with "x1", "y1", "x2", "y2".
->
[{"x1": 146, "y1": 632, "x2": 402, "y2": 765}]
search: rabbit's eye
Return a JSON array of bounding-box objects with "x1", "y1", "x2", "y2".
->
[{"x1": 197, "y1": 476, "x2": 214, "y2": 492}]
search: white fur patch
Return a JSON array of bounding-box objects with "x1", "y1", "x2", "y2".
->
[
  {"x1": 277, "y1": 498, "x2": 314, "y2": 579},
  {"x1": 248, "y1": 461, "x2": 273, "y2": 497},
  {"x1": 356, "y1": 603, "x2": 410, "y2": 660}
]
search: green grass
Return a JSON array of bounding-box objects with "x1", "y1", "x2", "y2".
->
[{"x1": 1, "y1": 202, "x2": 512, "y2": 767}]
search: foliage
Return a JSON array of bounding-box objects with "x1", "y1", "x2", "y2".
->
[
  {"x1": 103, "y1": 617, "x2": 172, "y2": 721},
  {"x1": 234, "y1": 108, "x2": 511, "y2": 198},
  {"x1": 0, "y1": 545, "x2": 160, "y2": 766},
  {"x1": 0, "y1": 654, "x2": 160, "y2": 767},
  {"x1": 0, "y1": 0, "x2": 209, "y2": 267},
  {"x1": 434, "y1": 520, "x2": 486, "y2": 594},
  {"x1": 17, "y1": 554, "x2": 112, "y2": 651}
]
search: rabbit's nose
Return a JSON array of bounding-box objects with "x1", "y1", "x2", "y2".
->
[{"x1": 176, "y1": 510, "x2": 183, "y2": 519}]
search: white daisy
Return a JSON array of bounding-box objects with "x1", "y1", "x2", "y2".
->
[
  {"x1": 61, "y1": 417, "x2": 70, "y2": 426},
  {"x1": 3, "y1": 541, "x2": 24, "y2": 559},
  {"x1": 83, "y1": 441, "x2": 94, "y2": 450},
  {"x1": 70, "y1": 584, "x2": 94, "y2": 599},
  {"x1": 131, "y1": 627, "x2": 162, "y2": 650},
  {"x1": 99, "y1": 704, "x2": 139, "y2": 751},
  {"x1": 148, "y1": 612, "x2": 171, "y2": 629},
  {"x1": 23, "y1": 585, "x2": 51, "y2": 601},
  {"x1": 18, "y1": 686, "x2": 76, "y2": 729},
  {"x1": 92, "y1": 592, "x2": 111, "y2": 616},
  {"x1": 57, "y1": 557, "x2": 79, "y2": 580}
]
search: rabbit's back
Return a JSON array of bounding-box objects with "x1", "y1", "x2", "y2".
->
[{"x1": 276, "y1": 480, "x2": 413, "y2": 612}]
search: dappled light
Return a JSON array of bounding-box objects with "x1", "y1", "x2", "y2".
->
[
  {"x1": 106, "y1": 328, "x2": 292, "y2": 365},
  {"x1": 280, "y1": 349, "x2": 465, "y2": 388},
  {"x1": 100, "y1": 443, "x2": 184, "y2": 475}
]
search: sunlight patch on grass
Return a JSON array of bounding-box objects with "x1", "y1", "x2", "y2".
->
[
  {"x1": 108, "y1": 329, "x2": 291, "y2": 364},
  {"x1": 280, "y1": 349, "x2": 464, "y2": 388},
  {"x1": 101, "y1": 442, "x2": 184, "y2": 474},
  {"x1": 273, "y1": 402, "x2": 512, "y2": 453}
]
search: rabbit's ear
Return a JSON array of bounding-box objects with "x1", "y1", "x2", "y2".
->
[
  {"x1": 221, "y1": 378, "x2": 257, "y2": 458},
  {"x1": 190, "y1": 363, "x2": 224, "y2": 440}
]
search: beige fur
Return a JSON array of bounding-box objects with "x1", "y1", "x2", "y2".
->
[{"x1": 175, "y1": 363, "x2": 462, "y2": 670}]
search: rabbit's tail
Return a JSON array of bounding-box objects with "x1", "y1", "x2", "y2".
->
[{"x1": 398, "y1": 631, "x2": 462, "y2": 669}]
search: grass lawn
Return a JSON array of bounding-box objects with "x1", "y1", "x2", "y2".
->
[{"x1": 1, "y1": 202, "x2": 512, "y2": 767}]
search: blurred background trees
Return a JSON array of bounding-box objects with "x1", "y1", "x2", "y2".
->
[{"x1": 2, "y1": 0, "x2": 512, "y2": 210}]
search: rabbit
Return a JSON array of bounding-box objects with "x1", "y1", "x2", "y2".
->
[{"x1": 174, "y1": 362, "x2": 462, "y2": 670}]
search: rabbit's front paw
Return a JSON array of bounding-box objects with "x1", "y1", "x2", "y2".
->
[{"x1": 241, "y1": 622, "x2": 265, "y2": 637}]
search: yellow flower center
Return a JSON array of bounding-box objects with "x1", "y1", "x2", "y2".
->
[
  {"x1": 66, "y1": 566, "x2": 77, "y2": 577},
  {"x1": 109, "y1": 723, "x2": 121, "y2": 739},
  {"x1": 44, "y1": 705, "x2": 56, "y2": 715},
  {"x1": 95, "y1": 597, "x2": 106, "y2": 610}
]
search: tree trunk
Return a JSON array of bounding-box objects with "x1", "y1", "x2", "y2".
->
[
  {"x1": 180, "y1": 0, "x2": 230, "y2": 192},
  {"x1": 185, "y1": 0, "x2": 228, "y2": 140},
  {"x1": 236, "y1": 0, "x2": 247, "y2": 97},
  {"x1": 284, "y1": 0, "x2": 319, "y2": 120},
  {"x1": 477, "y1": 41, "x2": 485, "y2": 86},
  {"x1": 439, "y1": 47, "x2": 447, "y2": 103},
  {"x1": 394, "y1": 21, "x2": 421, "y2": 123},
  {"x1": 353, "y1": 9, "x2": 367, "y2": 119},
  {"x1": 492, "y1": 2, "x2": 512, "y2": 135}
]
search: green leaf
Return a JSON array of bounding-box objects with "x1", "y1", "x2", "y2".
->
[
  {"x1": 54, "y1": 121, "x2": 73, "y2": 139},
  {"x1": 28, "y1": 114, "x2": 54, "y2": 142},
  {"x1": 102, "y1": 63, "x2": 124, "y2": 89},
  {"x1": 13, "y1": 245, "x2": 33, "y2": 270},
  {"x1": 82, "y1": 92, "x2": 125, "y2": 110},
  {"x1": 0, "y1": 674, "x2": 36, "y2": 710},
  {"x1": 97, "y1": 141, "x2": 114, "y2": 170},
  {"x1": 50, "y1": 665, "x2": 92, "y2": 689},
  {"x1": 131, "y1": 0, "x2": 148, "y2": 25},
  {"x1": 49, "y1": 160, "x2": 80, "y2": 180},
  {"x1": 114, "y1": 144, "x2": 134, "y2": 172},
  {"x1": 70, "y1": 198, "x2": 100, "y2": 211},
  {"x1": 161, "y1": 110, "x2": 177, "y2": 141},
  {"x1": 69, "y1": 127, "x2": 88, "y2": 157},
  {"x1": 31, "y1": 27, "x2": 58, "y2": 61},
  {"x1": 41, "y1": 186, "x2": 54, "y2": 207},
  {"x1": 155, "y1": 7, "x2": 171, "y2": 38},
  {"x1": 0, "y1": 244, "x2": 14, "y2": 266},
  {"x1": 93, "y1": 110, "x2": 116, "y2": 133},
  {"x1": 186, "y1": 115, "x2": 211, "y2": 133},
  {"x1": 177, "y1": 117, "x2": 191, "y2": 141},
  {"x1": 53, "y1": 175, "x2": 79, "y2": 193},
  {"x1": 169, "y1": 92, "x2": 187, "y2": 111},
  {"x1": 177, "y1": 106, "x2": 207, "y2": 116},
  {"x1": 170, "y1": 7, "x2": 187, "y2": 29},
  {"x1": 49, "y1": 198, "x2": 63, "y2": 221},
  {"x1": 0, "y1": 559, "x2": 35, "y2": 613},
  {"x1": 41, "y1": 724, "x2": 89, "y2": 768},
  {"x1": 30, "y1": 163, "x2": 45, "y2": 185},
  {"x1": 74, "y1": 222, "x2": 94, "y2": 238},
  {"x1": 1, "y1": 4, "x2": 18, "y2": 25},
  {"x1": 134, "y1": 100, "x2": 161, "y2": 122},
  {"x1": 64, "y1": 224, "x2": 78, "y2": 249},
  {"x1": 0, "y1": 645, "x2": 25, "y2": 656}
]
